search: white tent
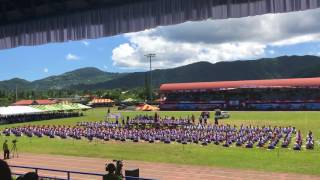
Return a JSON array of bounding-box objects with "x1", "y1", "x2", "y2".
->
[
  {"x1": 123, "y1": 98, "x2": 137, "y2": 103},
  {"x1": 0, "y1": 106, "x2": 44, "y2": 117}
]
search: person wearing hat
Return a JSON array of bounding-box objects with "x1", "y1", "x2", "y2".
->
[{"x1": 3, "y1": 140, "x2": 10, "y2": 159}]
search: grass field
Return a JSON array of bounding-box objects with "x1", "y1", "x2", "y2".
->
[{"x1": 1, "y1": 108, "x2": 320, "y2": 175}]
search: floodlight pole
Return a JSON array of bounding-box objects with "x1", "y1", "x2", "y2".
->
[{"x1": 145, "y1": 53, "x2": 156, "y2": 102}]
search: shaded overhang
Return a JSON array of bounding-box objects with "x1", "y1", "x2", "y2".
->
[
  {"x1": 160, "y1": 77, "x2": 320, "y2": 92},
  {"x1": 0, "y1": 0, "x2": 319, "y2": 50}
]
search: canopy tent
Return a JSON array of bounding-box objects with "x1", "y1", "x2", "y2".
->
[
  {"x1": 52, "y1": 104, "x2": 77, "y2": 111},
  {"x1": 69, "y1": 103, "x2": 92, "y2": 110},
  {"x1": 59, "y1": 101, "x2": 92, "y2": 110},
  {"x1": 30, "y1": 105, "x2": 62, "y2": 112},
  {"x1": 31, "y1": 103, "x2": 91, "y2": 112},
  {"x1": 122, "y1": 98, "x2": 137, "y2": 103},
  {"x1": 136, "y1": 104, "x2": 160, "y2": 111},
  {"x1": 89, "y1": 99, "x2": 114, "y2": 105},
  {"x1": 0, "y1": 0, "x2": 319, "y2": 50},
  {"x1": 0, "y1": 106, "x2": 43, "y2": 117}
]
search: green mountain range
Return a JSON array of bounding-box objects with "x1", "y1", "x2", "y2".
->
[
  {"x1": 1, "y1": 55, "x2": 320, "y2": 91},
  {"x1": 0, "y1": 67, "x2": 123, "y2": 90}
]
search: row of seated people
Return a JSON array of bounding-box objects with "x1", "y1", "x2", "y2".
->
[
  {"x1": 292, "y1": 130, "x2": 314, "y2": 150},
  {"x1": 0, "y1": 112, "x2": 81, "y2": 124},
  {"x1": 2, "y1": 124, "x2": 315, "y2": 150},
  {"x1": 78, "y1": 115, "x2": 198, "y2": 128}
]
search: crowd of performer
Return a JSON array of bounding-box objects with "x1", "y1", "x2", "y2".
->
[
  {"x1": 78, "y1": 115, "x2": 195, "y2": 129},
  {"x1": 1, "y1": 114, "x2": 315, "y2": 151},
  {"x1": 0, "y1": 112, "x2": 82, "y2": 124}
]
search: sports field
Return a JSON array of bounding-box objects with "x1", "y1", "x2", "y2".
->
[{"x1": 1, "y1": 108, "x2": 320, "y2": 176}]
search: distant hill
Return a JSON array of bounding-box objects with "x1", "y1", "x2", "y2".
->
[
  {"x1": 1, "y1": 55, "x2": 320, "y2": 91},
  {"x1": 73, "y1": 55, "x2": 320, "y2": 90},
  {"x1": 0, "y1": 78, "x2": 32, "y2": 90},
  {"x1": 30, "y1": 67, "x2": 123, "y2": 90},
  {"x1": 0, "y1": 67, "x2": 123, "y2": 90}
]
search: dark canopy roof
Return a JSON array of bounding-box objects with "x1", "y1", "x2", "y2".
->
[
  {"x1": 160, "y1": 77, "x2": 320, "y2": 92},
  {"x1": 0, "y1": 0, "x2": 319, "y2": 50}
]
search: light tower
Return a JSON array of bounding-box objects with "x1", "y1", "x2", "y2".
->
[{"x1": 145, "y1": 53, "x2": 156, "y2": 102}]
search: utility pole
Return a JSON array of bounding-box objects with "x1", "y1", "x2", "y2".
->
[{"x1": 145, "y1": 53, "x2": 156, "y2": 102}]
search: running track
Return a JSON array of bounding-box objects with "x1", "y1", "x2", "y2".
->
[{"x1": 4, "y1": 153, "x2": 320, "y2": 180}]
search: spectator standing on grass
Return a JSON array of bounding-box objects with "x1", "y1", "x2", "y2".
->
[
  {"x1": 214, "y1": 117, "x2": 219, "y2": 125},
  {"x1": 0, "y1": 159, "x2": 12, "y2": 180},
  {"x1": 116, "y1": 116, "x2": 119, "y2": 125},
  {"x1": 3, "y1": 140, "x2": 10, "y2": 160},
  {"x1": 191, "y1": 114, "x2": 195, "y2": 124}
]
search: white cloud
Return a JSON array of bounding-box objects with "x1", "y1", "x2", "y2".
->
[
  {"x1": 271, "y1": 34, "x2": 320, "y2": 47},
  {"x1": 43, "y1": 68, "x2": 49, "y2": 73},
  {"x1": 81, "y1": 41, "x2": 90, "y2": 46},
  {"x1": 112, "y1": 8, "x2": 320, "y2": 69},
  {"x1": 103, "y1": 65, "x2": 108, "y2": 70},
  {"x1": 65, "y1": 53, "x2": 80, "y2": 61},
  {"x1": 112, "y1": 32, "x2": 265, "y2": 68}
]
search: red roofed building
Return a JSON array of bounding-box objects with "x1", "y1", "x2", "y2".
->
[
  {"x1": 160, "y1": 77, "x2": 320, "y2": 92},
  {"x1": 12, "y1": 99, "x2": 56, "y2": 106},
  {"x1": 159, "y1": 77, "x2": 320, "y2": 111}
]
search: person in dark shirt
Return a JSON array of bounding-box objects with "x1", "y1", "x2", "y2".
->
[
  {"x1": 154, "y1": 112, "x2": 158, "y2": 123},
  {"x1": 0, "y1": 159, "x2": 12, "y2": 180},
  {"x1": 115, "y1": 116, "x2": 119, "y2": 125},
  {"x1": 214, "y1": 117, "x2": 219, "y2": 125},
  {"x1": 22, "y1": 172, "x2": 39, "y2": 180},
  {"x1": 191, "y1": 117, "x2": 195, "y2": 124},
  {"x1": 3, "y1": 140, "x2": 10, "y2": 159},
  {"x1": 103, "y1": 163, "x2": 121, "y2": 180},
  {"x1": 126, "y1": 116, "x2": 130, "y2": 124}
]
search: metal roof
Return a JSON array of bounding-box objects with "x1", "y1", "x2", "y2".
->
[
  {"x1": 0, "y1": 0, "x2": 319, "y2": 49},
  {"x1": 160, "y1": 77, "x2": 320, "y2": 92}
]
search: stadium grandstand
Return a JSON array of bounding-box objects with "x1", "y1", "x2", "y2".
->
[{"x1": 159, "y1": 77, "x2": 320, "y2": 111}]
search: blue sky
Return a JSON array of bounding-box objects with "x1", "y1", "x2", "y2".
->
[
  {"x1": 0, "y1": 35, "x2": 133, "y2": 81},
  {"x1": 1, "y1": 8, "x2": 320, "y2": 81}
]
